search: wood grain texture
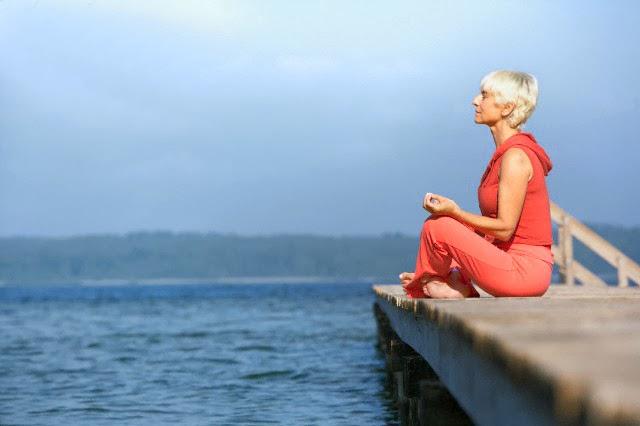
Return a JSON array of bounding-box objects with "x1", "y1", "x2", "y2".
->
[{"x1": 374, "y1": 284, "x2": 640, "y2": 426}]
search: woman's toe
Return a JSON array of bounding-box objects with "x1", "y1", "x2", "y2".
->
[{"x1": 422, "y1": 285, "x2": 431, "y2": 297}]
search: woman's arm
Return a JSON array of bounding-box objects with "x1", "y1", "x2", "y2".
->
[{"x1": 424, "y1": 148, "x2": 532, "y2": 241}]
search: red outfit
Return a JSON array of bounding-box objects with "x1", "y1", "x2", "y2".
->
[
  {"x1": 478, "y1": 132, "x2": 553, "y2": 251},
  {"x1": 408, "y1": 133, "x2": 554, "y2": 297}
]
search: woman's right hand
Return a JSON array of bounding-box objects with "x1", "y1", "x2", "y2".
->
[{"x1": 423, "y1": 193, "x2": 460, "y2": 217}]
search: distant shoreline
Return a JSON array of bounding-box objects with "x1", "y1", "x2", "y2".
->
[{"x1": 2, "y1": 225, "x2": 636, "y2": 286}]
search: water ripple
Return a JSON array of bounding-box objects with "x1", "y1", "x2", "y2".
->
[
  {"x1": 240, "y1": 369, "x2": 295, "y2": 380},
  {"x1": 235, "y1": 344, "x2": 277, "y2": 352},
  {"x1": 0, "y1": 283, "x2": 398, "y2": 425}
]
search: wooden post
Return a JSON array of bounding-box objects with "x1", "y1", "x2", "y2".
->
[
  {"x1": 618, "y1": 256, "x2": 629, "y2": 287},
  {"x1": 550, "y1": 201, "x2": 640, "y2": 287},
  {"x1": 559, "y1": 216, "x2": 574, "y2": 285},
  {"x1": 557, "y1": 222, "x2": 566, "y2": 284},
  {"x1": 374, "y1": 302, "x2": 474, "y2": 426}
]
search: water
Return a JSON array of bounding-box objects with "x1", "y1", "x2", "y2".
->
[{"x1": 0, "y1": 283, "x2": 398, "y2": 425}]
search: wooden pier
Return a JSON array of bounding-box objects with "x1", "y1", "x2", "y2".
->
[
  {"x1": 374, "y1": 203, "x2": 640, "y2": 425},
  {"x1": 375, "y1": 285, "x2": 640, "y2": 425}
]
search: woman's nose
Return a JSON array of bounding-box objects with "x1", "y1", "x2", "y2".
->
[{"x1": 472, "y1": 95, "x2": 480, "y2": 106}]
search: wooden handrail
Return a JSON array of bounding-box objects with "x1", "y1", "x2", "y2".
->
[
  {"x1": 551, "y1": 244, "x2": 607, "y2": 287},
  {"x1": 550, "y1": 201, "x2": 640, "y2": 286}
]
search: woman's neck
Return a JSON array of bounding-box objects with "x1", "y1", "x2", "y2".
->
[{"x1": 489, "y1": 121, "x2": 519, "y2": 148}]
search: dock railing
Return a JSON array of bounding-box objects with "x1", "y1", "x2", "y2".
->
[{"x1": 551, "y1": 201, "x2": 640, "y2": 286}]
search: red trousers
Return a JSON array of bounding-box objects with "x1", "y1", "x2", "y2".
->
[{"x1": 411, "y1": 216, "x2": 553, "y2": 297}]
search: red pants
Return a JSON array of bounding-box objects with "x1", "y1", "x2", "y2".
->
[{"x1": 411, "y1": 216, "x2": 553, "y2": 297}]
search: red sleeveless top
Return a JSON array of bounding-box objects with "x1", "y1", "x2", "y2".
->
[{"x1": 477, "y1": 132, "x2": 553, "y2": 250}]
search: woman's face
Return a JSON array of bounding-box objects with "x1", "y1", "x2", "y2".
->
[{"x1": 472, "y1": 90, "x2": 507, "y2": 126}]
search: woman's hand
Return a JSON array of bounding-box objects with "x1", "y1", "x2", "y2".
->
[{"x1": 423, "y1": 193, "x2": 460, "y2": 217}]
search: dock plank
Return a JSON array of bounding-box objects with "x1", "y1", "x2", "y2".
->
[{"x1": 374, "y1": 284, "x2": 640, "y2": 426}]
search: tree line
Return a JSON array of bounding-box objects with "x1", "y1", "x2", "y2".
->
[{"x1": 0, "y1": 224, "x2": 638, "y2": 285}]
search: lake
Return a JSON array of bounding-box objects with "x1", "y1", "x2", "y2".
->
[{"x1": 0, "y1": 283, "x2": 399, "y2": 425}]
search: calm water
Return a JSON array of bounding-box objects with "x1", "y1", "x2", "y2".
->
[{"x1": 0, "y1": 283, "x2": 398, "y2": 425}]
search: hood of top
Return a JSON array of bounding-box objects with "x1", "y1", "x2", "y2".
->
[{"x1": 492, "y1": 132, "x2": 553, "y2": 175}]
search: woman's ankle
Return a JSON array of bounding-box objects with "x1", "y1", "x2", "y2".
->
[{"x1": 448, "y1": 269, "x2": 479, "y2": 297}]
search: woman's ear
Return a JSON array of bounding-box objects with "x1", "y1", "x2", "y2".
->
[{"x1": 501, "y1": 102, "x2": 515, "y2": 118}]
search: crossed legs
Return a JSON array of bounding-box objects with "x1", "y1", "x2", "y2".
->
[{"x1": 400, "y1": 216, "x2": 506, "y2": 299}]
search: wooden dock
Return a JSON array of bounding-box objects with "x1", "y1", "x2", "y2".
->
[{"x1": 374, "y1": 284, "x2": 640, "y2": 425}]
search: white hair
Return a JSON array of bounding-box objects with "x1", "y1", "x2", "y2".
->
[{"x1": 480, "y1": 70, "x2": 539, "y2": 129}]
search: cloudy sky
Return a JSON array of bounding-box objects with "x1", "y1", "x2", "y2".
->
[{"x1": 1, "y1": 1, "x2": 639, "y2": 236}]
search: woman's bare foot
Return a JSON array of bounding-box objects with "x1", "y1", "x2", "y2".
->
[
  {"x1": 399, "y1": 272, "x2": 414, "y2": 286},
  {"x1": 424, "y1": 270, "x2": 478, "y2": 299},
  {"x1": 424, "y1": 279, "x2": 466, "y2": 299},
  {"x1": 400, "y1": 272, "x2": 432, "y2": 298}
]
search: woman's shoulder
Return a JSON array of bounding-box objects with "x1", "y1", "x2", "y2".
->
[
  {"x1": 501, "y1": 146, "x2": 533, "y2": 168},
  {"x1": 505, "y1": 133, "x2": 553, "y2": 176},
  {"x1": 498, "y1": 147, "x2": 534, "y2": 181}
]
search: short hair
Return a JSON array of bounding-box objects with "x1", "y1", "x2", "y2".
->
[{"x1": 480, "y1": 70, "x2": 538, "y2": 129}]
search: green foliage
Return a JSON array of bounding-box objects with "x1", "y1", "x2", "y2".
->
[
  {"x1": 1, "y1": 224, "x2": 637, "y2": 285},
  {"x1": 0, "y1": 232, "x2": 418, "y2": 284}
]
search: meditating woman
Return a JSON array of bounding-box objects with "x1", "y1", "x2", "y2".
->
[{"x1": 400, "y1": 70, "x2": 554, "y2": 298}]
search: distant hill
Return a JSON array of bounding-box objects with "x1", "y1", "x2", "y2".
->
[
  {"x1": 0, "y1": 232, "x2": 417, "y2": 284},
  {"x1": 0, "y1": 224, "x2": 638, "y2": 285}
]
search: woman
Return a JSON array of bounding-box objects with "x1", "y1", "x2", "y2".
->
[{"x1": 400, "y1": 70, "x2": 554, "y2": 299}]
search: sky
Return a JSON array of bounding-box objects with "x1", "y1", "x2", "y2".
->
[{"x1": 1, "y1": 0, "x2": 639, "y2": 237}]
